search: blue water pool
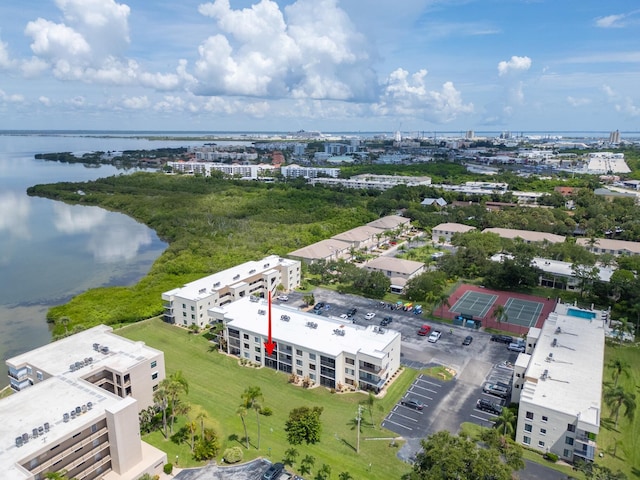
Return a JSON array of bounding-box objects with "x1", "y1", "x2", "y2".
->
[{"x1": 567, "y1": 307, "x2": 597, "y2": 319}]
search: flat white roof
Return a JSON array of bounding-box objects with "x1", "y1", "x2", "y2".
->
[
  {"x1": 482, "y1": 228, "x2": 565, "y2": 244},
  {"x1": 491, "y1": 255, "x2": 615, "y2": 283},
  {"x1": 163, "y1": 255, "x2": 298, "y2": 301},
  {"x1": 216, "y1": 297, "x2": 399, "y2": 359},
  {"x1": 7, "y1": 325, "x2": 162, "y2": 377},
  {"x1": 520, "y1": 304, "x2": 605, "y2": 430},
  {"x1": 0, "y1": 375, "x2": 121, "y2": 478}
]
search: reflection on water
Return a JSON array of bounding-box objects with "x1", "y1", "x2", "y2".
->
[
  {"x1": 0, "y1": 134, "x2": 175, "y2": 388},
  {"x1": 53, "y1": 204, "x2": 153, "y2": 262},
  {"x1": 0, "y1": 191, "x2": 31, "y2": 240}
]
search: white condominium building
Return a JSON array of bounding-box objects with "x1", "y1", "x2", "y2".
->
[
  {"x1": 280, "y1": 164, "x2": 340, "y2": 178},
  {"x1": 2, "y1": 325, "x2": 167, "y2": 480},
  {"x1": 512, "y1": 303, "x2": 605, "y2": 463},
  {"x1": 167, "y1": 161, "x2": 276, "y2": 179},
  {"x1": 162, "y1": 255, "x2": 301, "y2": 329},
  {"x1": 211, "y1": 297, "x2": 401, "y2": 392}
]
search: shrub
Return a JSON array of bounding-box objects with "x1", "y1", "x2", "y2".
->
[
  {"x1": 163, "y1": 463, "x2": 173, "y2": 474},
  {"x1": 260, "y1": 406, "x2": 273, "y2": 416},
  {"x1": 223, "y1": 446, "x2": 244, "y2": 464},
  {"x1": 544, "y1": 452, "x2": 558, "y2": 463}
]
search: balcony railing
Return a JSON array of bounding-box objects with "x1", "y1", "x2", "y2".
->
[
  {"x1": 7, "y1": 370, "x2": 28, "y2": 381},
  {"x1": 358, "y1": 363, "x2": 381, "y2": 375}
]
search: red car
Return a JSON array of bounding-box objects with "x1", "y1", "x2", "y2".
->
[{"x1": 417, "y1": 324, "x2": 431, "y2": 336}]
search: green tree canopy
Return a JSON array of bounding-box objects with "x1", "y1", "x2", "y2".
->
[{"x1": 285, "y1": 406, "x2": 323, "y2": 445}]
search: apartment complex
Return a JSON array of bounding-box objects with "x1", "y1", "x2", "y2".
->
[
  {"x1": 162, "y1": 255, "x2": 301, "y2": 328},
  {"x1": 2, "y1": 325, "x2": 167, "y2": 480},
  {"x1": 577, "y1": 237, "x2": 640, "y2": 256},
  {"x1": 211, "y1": 297, "x2": 401, "y2": 392},
  {"x1": 482, "y1": 227, "x2": 566, "y2": 244},
  {"x1": 310, "y1": 174, "x2": 431, "y2": 190},
  {"x1": 512, "y1": 304, "x2": 605, "y2": 462},
  {"x1": 363, "y1": 256, "x2": 425, "y2": 293},
  {"x1": 280, "y1": 164, "x2": 340, "y2": 179},
  {"x1": 432, "y1": 222, "x2": 476, "y2": 243},
  {"x1": 167, "y1": 161, "x2": 277, "y2": 179}
]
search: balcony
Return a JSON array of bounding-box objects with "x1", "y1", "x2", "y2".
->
[
  {"x1": 7, "y1": 369, "x2": 28, "y2": 381},
  {"x1": 358, "y1": 363, "x2": 381, "y2": 375},
  {"x1": 574, "y1": 435, "x2": 597, "y2": 461}
]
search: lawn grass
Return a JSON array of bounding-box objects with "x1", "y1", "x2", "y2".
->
[
  {"x1": 596, "y1": 341, "x2": 640, "y2": 478},
  {"x1": 117, "y1": 318, "x2": 416, "y2": 479}
]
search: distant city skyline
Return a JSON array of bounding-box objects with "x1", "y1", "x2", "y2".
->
[{"x1": 0, "y1": 1, "x2": 638, "y2": 132}]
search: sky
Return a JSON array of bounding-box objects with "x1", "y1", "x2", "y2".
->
[{"x1": 0, "y1": 0, "x2": 639, "y2": 133}]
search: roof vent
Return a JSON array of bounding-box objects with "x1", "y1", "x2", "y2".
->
[
  {"x1": 280, "y1": 315, "x2": 290, "y2": 322},
  {"x1": 249, "y1": 269, "x2": 256, "y2": 274},
  {"x1": 555, "y1": 327, "x2": 561, "y2": 334},
  {"x1": 552, "y1": 338, "x2": 557, "y2": 347},
  {"x1": 233, "y1": 274, "x2": 240, "y2": 280},
  {"x1": 541, "y1": 369, "x2": 549, "y2": 380},
  {"x1": 258, "y1": 309, "x2": 266, "y2": 315},
  {"x1": 213, "y1": 282, "x2": 221, "y2": 288}
]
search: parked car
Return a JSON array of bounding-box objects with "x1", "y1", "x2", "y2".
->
[
  {"x1": 401, "y1": 398, "x2": 424, "y2": 410},
  {"x1": 462, "y1": 335, "x2": 473, "y2": 346},
  {"x1": 339, "y1": 314, "x2": 349, "y2": 319},
  {"x1": 365, "y1": 312, "x2": 376, "y2": 320},
  {"x1": 380, "y1": 316, "x2": 393, "y2": 326},
  {"x1": 413, "y1": 305, "x2": 423, "y2": 315},
  {"x1": 483, "y1": 382, "x2": 510, "y2": 398},
  {"x1": 417, "y1": 324, "x2": 431, "y2": 336},
  {"x1": 262, "y1": 462, "x2": 285, "y2": 480},
  {"x1": 313, "y1": 302, "x2": 325, "y2": 311},
  {"x1": 276, "y1": 295, "x2": 289, "y2": 301},
  {"x1": 347, "y1": 308, "x2": 357, "y2": 317},
  {"x1": 508, "y1": 343, "x2": 525, "y2": 353},
  {"x1": 476, "y1": 398, "x2": 503, "y2": 415},
  {"x1": 490, "y1": 334, "x2": 513, "y2": 344},
  {"x1": 428, "y1": 331, "x2": 442, "y2": 343}
]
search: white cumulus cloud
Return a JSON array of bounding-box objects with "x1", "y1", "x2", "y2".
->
[
  {"x1": 595, "y1": 10, "x2": 640, "y2": 28},
  {"x1": 122, "y1": 95, "x2": 150, "y2": 110},
  {"x1": 498, "y1": 56, "x2": 532, "y2": 76},
  {"x1": 372, "y1": 68, "x2": 473, "y2": 123},
  {"x1": 194, "y1": 0, "x2": 377, "y2": 101},
  {"x1": 566, "y1": 96, "x2": 591, "y2": 107}
]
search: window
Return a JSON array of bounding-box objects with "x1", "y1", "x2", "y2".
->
[
  {"x1": 565, "y1": 436, "x2": 574, "y2": 446},
  {"x1": 525, "y1": 411, "x2": 534, "y2": 420},
  {"x1": 345, "y1": 368, "x2": 355, "y2": 376},
  {"x1": 36, "y1": 371, "x2": 43, "y2": 381},
  {"x1": 296, "y1": 349, "x2": 302, "y2": 356},
  {"x1": 151, "y1": 361, "x2": 157, "y2": 368},
  {"x1": 255, "y1": 337, "x2": 260, "y2": 343},
  {"x1": 152, "y1": 372, "x2": 158, "y2": 380},
  {"x1": 296, "y1": 359, "x2": 303, "y2": 366},
  {"x1": 255, "y1": 356, "x2": 261, "y2": 362},
  {"x1": 153, "y1": 384, "x2": 158, "y2": 391},
  {"x1": 542, "y1": 415, "x2": 548, "y2": 422},
  {"x1": 563, "y1": 449, "x2": 571, "y2": 458},
  {"x1": 524, "y1": 424, "x2": 532, "y2": 432},
  {"x1": 567, "y1": 424, "x2": 576, "y2": 432},
  {"x1": 523, "y1": 436, "x2": 531, "y2": 445},
  {"x1": 296, "y1": 369, "x2": 303, "y2": 376},
  {"x1": 516, "y1": 373, "x2": 521, "y2": 377},
  {"x1": 244, "y1": 352, "x2": 250, "y2": 359},
  {"x1": 345, "y1": 357, "x2": 355, "y2": 365},
  {"x1": 191, "y1": 306, "x2": 195, "y2": 311},
  {"x1": 182, "y1": 303, "x2": 186, "y2": 308},
  {"x1": 540, "y1": 428, "x2": 547, "y2": 435},
  {"x1": 26, "y1": 366, "x2": 32, "y2": 375},
  {"x1": 309, "y1": 353, "x2": 316, "y2": 360},
  {"x1": 91, "y1": 424, "x2": 98, "y2": 433},
  {"x1": 244, "y1": 343, "x2": 250, "y2": 349},
  {"x1": 255, "y1": 346, "x2": 261, "y2": 352},
  {"x1": 244, "y1": 334, "x2": 249, "y2": 340},
  {"x1": 309, "y1": 373, "x2": 316, "y2": 381},
  {"x1": 309, "y1": 364, "x2": 316, "y2": 371},
  {"x1": 538, "y1": 441, "x2": 545, "y2": 448},
  {"x1": 182, "y1": 312, "x2": 186, "y2": 317}
]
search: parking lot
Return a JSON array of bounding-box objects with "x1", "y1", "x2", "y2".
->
[{"x1": 276, "y1": 288, "x2": 521, "y2": 442}]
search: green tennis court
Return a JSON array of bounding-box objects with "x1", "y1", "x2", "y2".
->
[
  {"x1": 503, "y1": 298, "x2": 544, "y2": 328},
  {"x1": 450, "y1": 290, "x2": 497, "y2": 318}
]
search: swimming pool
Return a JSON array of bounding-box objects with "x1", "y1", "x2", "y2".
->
[{"x1": 567, "y1": 307, "x2": 597, "y2": 319}]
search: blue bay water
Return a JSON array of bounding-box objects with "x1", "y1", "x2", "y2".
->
[{"x1": 0, "y1": 133, "x2": 211, "y2": 387}]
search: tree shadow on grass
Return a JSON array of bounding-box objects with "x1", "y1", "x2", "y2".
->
[
  {"x1": 227, "y1": 433, "x2": 254, "y2": 449},
  {"x1": 341, "y1": 438, "x2": 357, "y2": 452},
  {"x1": 630, "y1": 466, "x2": 640, "y2": 477},
  {"x1": 599, "y1": 417, "x2": 619, "y2": 432}
]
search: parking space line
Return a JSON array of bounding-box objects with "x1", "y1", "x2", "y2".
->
[
  {"x1": 407, "y1": 389, "x2": 433, "y2": 401},
  {"x1": 417, "y1": 376, "x2": 443, "y2": 387},
  {"x1": 382, "y1": 419, "x2": 413, "y2": 431},
  {"x1": 410, "y1": 384, "x2": 436, "y2": 395},
  {"x1": 393, "y1": 409, "x2": 422, "y2": 421},
  {"x1": 470, "y1": 414, "x2": 496, "y2": 423}
]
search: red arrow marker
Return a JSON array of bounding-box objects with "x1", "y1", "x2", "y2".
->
[{"x1": 264, "y1": 291, "x2": 276, "y2": 355}]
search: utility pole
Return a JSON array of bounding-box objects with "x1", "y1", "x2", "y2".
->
[{"x1": 356, "y1": 405, "x2": 362, "y2": 453}]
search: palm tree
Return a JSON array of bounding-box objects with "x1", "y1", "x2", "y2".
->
[
  {"x1": 242, "y1": 386, "x2": 264, "y2": 449},
  {"x1": 608, "y1": 358, "x2": 631, "y2": 387},
  {"x1": 300, "y1": 454, "x2": 316, "y2": 476},
  {"x1": 45, "y1": 472, "x2": 69, "y2": 480},
  {"x1": 604, "y1": 386, "x2": 636, "y2": 427},
  {"x1": 339, "y1": 472, "x2": 353, "y2": 480},
  {"x1": 237, "y1": 406, "x2": 250, "y2": 449},
  {"x1": 166, "y1": 373, "x2": 189, "y2": 434},
  {"x1": 153, "y1": 381, "x2": 170, "y2": 439},
  {"x1": 317, "y1": 464, "x2": 332, "y2": 480},
  {"x1": 493, "y1": 408, "x2": 516, "y2": 439},
  {"x1": 196, "y1": 411, "x2": 207, "y2": 440},
  {"x1": 492, "y1": 305, "x2": 508, "y2": 328},
  {"x1": 435, "y1": 292, "x2": 451, "y2": 318},
  {"x1": 186, "y1": 419, "x2": 198, "y2": 452}
]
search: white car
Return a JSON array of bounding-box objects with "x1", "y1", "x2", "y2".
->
[
  {"x1": 277, "y1": 295, "x2": 289, "y2": 301},
  {"x1": 339, "y1": 314, "x2": 349, "y2": 319},
  {"x1": 427, "y1": 331, "x2": 442, "y2": 343},
  {"x1": 365, "y1": 312, "x2": 376, "y2": 320}
]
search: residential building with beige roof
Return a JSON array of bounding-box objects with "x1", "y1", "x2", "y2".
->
[
  {"x1": 288, "y1": 238, "x2": 353, "y2": 264},
  {"x1": 482, "y1": 228, "x2": 565, "y2": 244},
  {"x1": 432, "y1": 223, "x2": 476, "y2": 243},
  {"x1": 577, "y1": 237, "x2": 640, "y2": 256},
  {"x1": 363, "y1": 256, "x2": 425, "y2": 293},
  {"x1": 331, "y1": 225, "x2": 386, "y2": 250}
]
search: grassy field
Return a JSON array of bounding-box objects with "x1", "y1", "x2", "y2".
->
[
  {"x1": 596, "y1": 341, "x2": 640, "y2": 478},
  {"x1": 118, "y1": 318, "x2": 417, "y2": 479}
]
